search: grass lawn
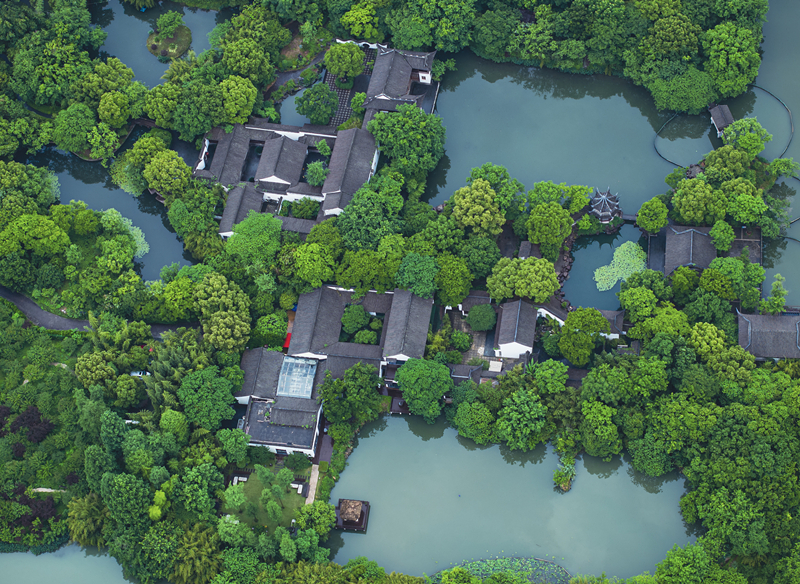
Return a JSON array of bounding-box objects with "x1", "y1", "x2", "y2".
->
[
  {"x1": 223, "y1": 473, "x2": 307, "y2": 534},
  {"x1": 147, "y1": 25, "x2": 192, "y2": 59}
]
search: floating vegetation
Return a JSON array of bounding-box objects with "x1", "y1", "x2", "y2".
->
[
  {"x1": 593, "y1": 241, "x2": 646, "y2": 291},
  {"x1": 430, "y1": 557, "x2": 571, "y2": 584}
]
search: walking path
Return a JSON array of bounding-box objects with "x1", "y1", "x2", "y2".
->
[
  {"x1": 0, "y1": 286, "x2": 196, "y2": 339},
  {"x1": 305, "y1": 464, "x2": 319, "y2": 505}
]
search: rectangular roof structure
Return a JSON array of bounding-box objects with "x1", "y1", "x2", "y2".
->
[
  {"x1": 496, "y1": 300, "x2": 537, "y2": 348},
  {"x1": 255, "y1": 135, "x2": 308, "y2": 186},
  {"x1": 366, "y1": 47, "x2": 436, "y2": 105},
  {"x1": 237, "y1": 348, "x2": 285, "y2": 400},
  {"x1": 288, "y1": 287, "x2": 395, "y2": 360},
  {"x1": 275, "y1": 356, "x2": 318, "y2": 399},
  {"x1": 321, "y1": 128, "x2": 377, "y2": 205},
  {"x1": 244, "y1": 398, "x2": 318, "y2": 449},
  {"x1": 219, "y1": 183, "x2": 263, "y2": 235},
  {"x1": 598, "y1": 310, "x2": 626, "y2": 336},
  {"x1": 382, "y1": 289, "x2": 433, "y2": 360},
  {"x1": 663, "y1": 226, "x2": 717, "y2": 275},
  {"x1": 738, "y1": 312, "x2": 800, "y2": 359},
  {"x1": 709, "y1": 105, "x2": 735, "y2": 137}
]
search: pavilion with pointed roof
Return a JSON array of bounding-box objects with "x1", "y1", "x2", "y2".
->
[{"x1": 589, "y1": 188, "x2": 621, "y2": 224}]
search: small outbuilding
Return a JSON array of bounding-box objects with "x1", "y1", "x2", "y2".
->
[
  {"x1": 335, "y1": 498, "x2": 370, "y2": 532},
  {"x1": 494, "y1": 300, "x2": 537, "y2": 359},
  {"x1": 663, "y1": 226, "x2": 717, "y2": 275},
  {"x1": 709, "y1": 104, "x2": 734, "y2": 138},
  {"x1": 738, "y1": 311, "x2": 800, "y2": 360},
  {"x1": 589, "y1": 188, "x2": 621, "y2": 224}
]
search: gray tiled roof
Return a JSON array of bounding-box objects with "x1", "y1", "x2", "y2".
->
[
  {"x1": 709, "y1": 105, "x2": 734, "y2": 131},
  {"x1": 255, "y1": 136, "x2": 308, "y2": 186},
  {"x1": 321, "y1": 129, "x2": 376, "y2": 204},
  {"x1": 366, "y1": 47, "x2": 435, "y2": 101},
  {"x1": 598, "y1": 310, "x2": 626, "y2": 336},
  {"x1": 237, "y1": 348, "x2": 285, "y2": 399},
  {"x1": 382, "y1": 289, "x2": 432, "y2": 360},
  {"x1": 276, "y1": 216, "x2": 317, "y2": 235},
  {"x1": 496, "y1": 300, "x2": 537, "y2": 347},
  {"x1": 664, "y1": 226, "x2": 717, "y2": 275},
  {"x1": 209, "y1": 124, "x2": 250, "y2": 187},
  {"x1": 590, "y1": 189, "x2": 621, "y2": 223},
  {"x1": 460, "y1": 291, "x2": 492, "y2": 314},
  {"x1": 738, "y1": 312, "x2": 800, "y2": 359},
  {"x1": 219, "y1": 183, "x2": 263, "y2": 234}
]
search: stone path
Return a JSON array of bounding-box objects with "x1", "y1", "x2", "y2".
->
[
  {"x1": 452, "y1": 312, "x2": 489, "y2": 362},
  {"x1": 305, "y1": 464, "x2": 319, "y2": 505},
  {"x1": 0, "y1": 285, "x2": 196, "y2": 339}
]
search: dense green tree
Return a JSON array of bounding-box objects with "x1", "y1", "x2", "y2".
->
[
  {"x1": 225, "y1": 211, "x2": 282, "y2": 267},
  {"x1": 579, "y1": 401, "x2": 622, "y2": 461},
  {"x1": 102, "y1": 472, "x2": 151, "y2": 531},
  {"x1": 395, "y1": 253, "x2": 438, "y2": 298},
  {"x1": 702, "y1": 22, "x2": 761, "y2": 98},
  {"x1": 637, "y1": 197, "x2": 668, "y2": 234},
  {"x1": 194, "y1": 273, "x2": 251, "y2": 353},
  {"x1": 558, "y1": 308, "x2": 610, "y2": 367},
  {"x1": 395, "y1": 358, "x2": 453, "y2": 423},
  {"x1": 465, "y1": 304, "x2": 496, "y2": 331},
  {"x1": 222, "y1": 38, "x2": 274, "y2": 87},
  {"x1": 526, "y1": 202, "x2": 572, "y2": 261},
  {"x1": 318, "y1": 362, "x2": 382, "y2": 426},
  {"x1": 295, "y1": 501, "x2": 337, "y2": 540},
  {"x1": 435, "y1": 253, "x2": 473, "y2": 307},
  {"x1": 672, "y1": 178, "x2": 727, "y2": 226},
  {"x1": 760, "y1": 273, "x2": 787, "y2": 315},
  {"x1": 177, "y1": 366, "x2": 236, "y2": 431},
  {"x1": 458, "y1": 237, "x2": 501, "y2": 280},
  {"x1": 496, "y1": 387, "x2": 547, "y2": 451},
  {"x1": 454, "y1": 401, "x2": 495, "y2": 445},
  {"x1": 52, "y1": 103, "x2": 95, "y2": 153},
  {"x1": 172, "y1": 523, "x2": 222, "y2": 584},
  {"x1": 709, "y1": 220, "x2": 735, "y2": 253},
  {"x1": 486, "y1": 257, "x2": 559, "y2": 303},
  {"x1": 367, "y1": 104, "x2": 446, "y2": 176},
  {"x1": 142, "y1": 150, "x2": 191, "y2": 198},
  {"x1": 618, "y1": 286, "x2": 658, "y2": 323},
  {"x1": 67, "y1": 493, "x2": 110, "y2": 548},
  {"x1": 451, "y1": 179, "x2": 505, "y2": 238},
  {"x1": 466, "y1": 163, "x2": 525, "y2": 215},
  {"x1": 324, "y1": 43, "x2": 365, "y2": 83},
  {"x1": 295, "y1": 83, "x2": 338, "y2": 126}
]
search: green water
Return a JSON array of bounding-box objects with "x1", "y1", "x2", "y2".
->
[
  {"x1": 1, "y1": 544, "x2": 127, "y2": 584},
  {"x1": 328, "y1": 416, "x2": 694, "y2": 579},
  {"x1": 562, "y1": 224, "x2": 649, "y2": 311},
  {"x1": 90, "y1": 0, "x2": 236, "y2": 88},
  {"x1": 24, "y1": 129, "x2": 195, "y2": 281}
]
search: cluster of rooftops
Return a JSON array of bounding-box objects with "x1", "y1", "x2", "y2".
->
[
  {"x1": 192, "y1": 44, "x2": 438, "y2": 238},
  {"x1": 194, "y1": 52, "x2": 786, "y2": 456}
]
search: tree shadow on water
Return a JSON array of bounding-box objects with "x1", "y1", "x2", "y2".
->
[{"x1": 580, "y1": 453, "x2": 623, "y2": 478}]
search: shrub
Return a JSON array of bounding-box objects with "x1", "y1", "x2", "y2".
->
[
  {"x1": 248, "y1": 446, "x2": 276, "y2": 466},
  {"x1": 353, "y1": 330, "x2": 377, "y2": 344},
  {"x1": 444, "y1": 350, "x2": 463, "y2": 364},
  {"x1": 315, "y1": 139, "x2": 331, "y2": 158},
  {"x1": 451, "y1": 330, "x2": 473, "y2": 352},
  {"x1": 331, "y1": 449, "x2": 346, "y2": 473},
  {"x1": 465, "y1": 304, "x2": 496, "y2": 331},
  {"x1": 295, "y1": 83, "x2": 338, "y2": 125},
  {"x1": 284, "y1": 452, "x2": 312, "y2": 471},
  {"x1": 279, "y1": 292, "x2": 297, "y2": 310},
  {"x1": 328, "y1": 422, "x2": 354, "y2": 446},
  {"x1": 467, "y1": 357, "x2": 489, "y2": 370},
  {"x1": 157, "y1": 11, "x2": 184, "y2": 38},
  {"x1": 318, "y1": 460, "x2": 329, "y2": 473},
  {"x1": 369, "y1": 318, "x2": 382, "y2": 331},
  {"x1": 710, "y1": 220, "x2": 735, "y2": 253},
  {"x1": 341, "y1": 305, "x2": 369, "y2": 334},
  {"x1": 300, "y1": 67, "x2": 320, "y2": 86},
  {"x1": 292, "y1": 197, "x2": 320, "y2": 219},
  {"x1": 305, "y1": 161, "x2": 329, "y2": 187}
]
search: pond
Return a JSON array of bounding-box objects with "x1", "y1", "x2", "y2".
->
[
  {"x1": 90, "y1": 0, "x2": 236, "y2": 88},
  {"x1": 24, "y1": 127, "x2": 196, "y2": 281},
  {"x1": 562, "y1": 224, "x2": 649, "y2": 311},
  {"x1": 327, "y1": 416, "x2": 694, "y2": 579},
  {"x1": 1, "y1": 544, "x2": 127, "y2": 584}
]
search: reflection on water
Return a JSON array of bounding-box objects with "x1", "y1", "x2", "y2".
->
[
  {"x1": 330, "y1": 415, "x2": 693, "y2": 579},
  {"x1": 24, "y1": 128, "x2": 193, "y2": 281},
  {"x1": 0, "y1": 544, "x2": 128, "y2": 584},
  {"x1": 562, "y1": 224, "x2": 648, "y2": 311},
  {"x1": 90, "y1": 0, "x2": 236, "y2": 88}
]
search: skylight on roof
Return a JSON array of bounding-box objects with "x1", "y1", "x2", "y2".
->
[{"x1": 276, "y1": 356, "x2": 318, "y2": 399}]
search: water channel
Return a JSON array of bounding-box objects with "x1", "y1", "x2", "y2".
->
[{"x1": 328, "y1": 416, "x2": 694, "y2": 579}]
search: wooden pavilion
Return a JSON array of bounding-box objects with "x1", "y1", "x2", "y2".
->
[{"x1": 335, "y1": 498, "x2": 370, "y2": 532}]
